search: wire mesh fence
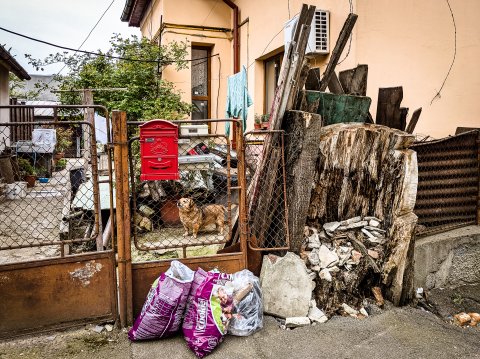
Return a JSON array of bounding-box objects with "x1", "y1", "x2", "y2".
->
[
  {"x1": 128, "y1": 121, "x2": 239, "y2": 259},
  {"x1": 412, "y1": 130, "x2": 480, "y2": 236},
  {"x1": 0, "y1": 120, "x2": 103, "y2": 263},
  {"x1": 245, "y1": 130, "x2": 289, "y2": 250}
]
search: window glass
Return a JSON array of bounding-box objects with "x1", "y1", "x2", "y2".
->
[{"x1": 191, "y1": 48, "x2": 208, "y2": 97}]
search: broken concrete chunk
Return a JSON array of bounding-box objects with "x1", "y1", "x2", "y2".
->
[
  {"x1": 307, "y1": 250, "x2": 320, "y2": 266},
  {"x1": 368, "y1": 219, "x2": 381, "y2": 227},
  {"x1": 359, "y1": 307, "x2": 369, "y2": 317},
  {"x1": 308, "y1": 306, "x2": 328, "y2": 323},
  {"x1": 346, "y1": 221, "x2": 368, "y2": 230},
  {"x1": 105, "y1": 324, "x2": 114, "y2": 332},
  {"x1": 319, "y1": 268, "x2": 332, "y2": 282},
  {"x1": 340, "y1": 216, "x2": 362, "y2": 226},
  {"x1": 367, "y1": 249, "x2": 379, "y2": 260},
  {"x1": 93, "y1": 325, "x2": 105, "y2": 333},
  {"x1": 468, "y1": 313, "x2": 480, "y2": 327},
  {"x1": 285, "y1": 317, "x2": 311, "y2": 328},
  {"x1": 341, "y1": 303, "x2": 359, "y2": 317},
  {"x1": 318, "y1": 245, "x2": 339, "y2": 268},
  {"x1": 351, "y1": 250, "x2": 362, "y2": 264},
  {"x1": 307, "y1": 233, "x2": 321, "y2": 249},
  {"x1": 454, "y1": 312, "x2": 471, "y2": 326},
  {"x1": 364, "y1": 236, "x2": 384, "y2": 245},
  {"x1": 319, "y1": 230, "x2": 329, "y2": 241},
  {"x1": 364, "y1": 216, "x2": 381, "y2": 221},
  {"x1": 260, "y1": 252, "x2": 314, "y2": 318},
  {"x1": 361, "y1": 228, "x2": 376, "y2": 239},
  {"x1": 323, "y1": 221, "x2": 341, "y2": 233},
  {"x1": 336, "y1": 225, "x2": 347, "y2": 231}
]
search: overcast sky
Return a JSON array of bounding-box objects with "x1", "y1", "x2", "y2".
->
[{"x1": 0, "y1": 0, "x2": 140, "y2": 75}]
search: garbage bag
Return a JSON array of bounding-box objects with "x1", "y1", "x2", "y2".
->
[
  {"x1": 128, "y1": 260, "x2": 194, "y2": 341},
  {"x1": 227, "y1": 269, "x2": 263, "y2": 336},
  {"x1": 184, "y1": 271, "x2": 233, "y2": 358}
]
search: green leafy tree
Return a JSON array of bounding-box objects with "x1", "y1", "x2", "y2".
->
[{"x1": 26, "y1": 34, "x2": 192, "y2": 121}]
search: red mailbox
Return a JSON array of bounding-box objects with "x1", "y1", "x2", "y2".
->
[{"x1": 139, "y1": 120, "x2": 179, "y2": 181}]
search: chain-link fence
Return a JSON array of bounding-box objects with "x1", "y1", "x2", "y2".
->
[
  {"x1": 245, "y1": 130, "x2": 289, "y2": 250},
  {"x1": 128, "y1": 120, "x2": 239, "y2": 260},
  {"x1": 0, "y1": 119, "x2": 104, "y2": 263},
  {"x1": 412, "y1": 130, "x2": 480, "y2": 236}
]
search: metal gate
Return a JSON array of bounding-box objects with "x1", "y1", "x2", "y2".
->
[
  {"x1": 0, "y1": 105, "x2": 117, "y2": 338},
  {"x1": 110, "y1": 113, "x2": 248, "y2": 324}
]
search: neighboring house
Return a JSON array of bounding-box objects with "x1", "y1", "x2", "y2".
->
[
  {"x1": 0, "y1": 44, "x2": 31, "y2": 146},
  {"x1": 121, "y1": 0, "x2": 480, "y2": 138}
]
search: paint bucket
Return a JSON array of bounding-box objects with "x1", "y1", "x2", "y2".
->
[{"x1": 5, "y1": 182, "x2": 27, "y2": 200}]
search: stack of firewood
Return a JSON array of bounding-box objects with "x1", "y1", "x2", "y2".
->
[{"x1": 246, "y1": 3, "x2": 419, "y2": 309}]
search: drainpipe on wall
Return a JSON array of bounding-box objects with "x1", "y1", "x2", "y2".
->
[
  {"x1": 222, "y1": 0, "x2": 240, "y2": 147},
  {"x1": 222, "y1": 0, "x2": 240, "y2": 73}
]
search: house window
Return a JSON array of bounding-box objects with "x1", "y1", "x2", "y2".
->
[
  {"x1": 264, "y1": 52, "x2": 283, "y2": 113},
  {"x1": 191, "y1": 46, "x2": 211, "y2": 120}
]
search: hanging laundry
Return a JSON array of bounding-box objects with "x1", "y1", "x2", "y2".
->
[{"x1": 225, "y1": 66, "x2": 253, "y2": 136}]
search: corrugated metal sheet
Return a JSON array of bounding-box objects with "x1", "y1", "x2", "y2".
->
[{"x1": 411, "y1": 130, "x2": 479, "y2": 236}]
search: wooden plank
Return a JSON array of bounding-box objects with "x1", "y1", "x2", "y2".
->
[
  {"x1": 305, "y1": 68, "x2": 321, "y2": 91},
  {"x1": 339, "y1": 64, "x2": 368, "y2": 96},
  {"x1": 283, "y1": 110, "x2": 323, "y2": 252},
  {"x1": 405, "y1": 108, "x2": 422, "y2": 134},
  {"x1": 327, "y1": 71, "x2": 344, "y2": 94},
  {"x1": 319, "y1": 13, "x2": 358, "y2": 91},
  {"x1": 375, "y1": 87, "x2": 404, "y2": 130}
]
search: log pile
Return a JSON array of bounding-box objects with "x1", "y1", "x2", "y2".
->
[{"x1": 249, "y1": 4, "x2": 420, "y2": 311}]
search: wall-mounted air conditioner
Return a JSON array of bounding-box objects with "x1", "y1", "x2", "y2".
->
[{"x1": 284, "y1": 9, "x2": 330, "y2": 55}]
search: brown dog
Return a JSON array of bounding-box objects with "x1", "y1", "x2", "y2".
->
[{"x1": 177, "y1": 197, "x2": 226, "y2": 238}]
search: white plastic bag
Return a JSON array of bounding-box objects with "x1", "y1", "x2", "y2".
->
[{"x1": 227, "y1": 269, "x2": 263, "y2": 336}]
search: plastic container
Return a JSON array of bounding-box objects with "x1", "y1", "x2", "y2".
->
[
  {"x1": 180, "y1": 124, "x2": 209, "y2": 136},
  {"x1": 5, "y1": 182, "x2": 27, "y2": 200},
  {"x1": 38, "y1": 177, "x2": 49, "y2": 183}
]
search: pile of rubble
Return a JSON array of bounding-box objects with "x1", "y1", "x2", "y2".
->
[{"x1": 301, "y1": 216, "x2": 386, "y2": 281}]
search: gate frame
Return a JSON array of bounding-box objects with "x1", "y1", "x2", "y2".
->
[
  {"x1": 0, "y1": 104, "x2": 118, "y2": 338},
  {"x1": 111, "y1": 111, "x2": 248, "y2": 326}
]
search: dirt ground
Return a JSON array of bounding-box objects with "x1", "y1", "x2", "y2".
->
[{"x1": 1, "y1": 306, "x2": 479, "y2": 359}]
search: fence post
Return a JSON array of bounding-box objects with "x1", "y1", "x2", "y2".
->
[
  {"x1": 112, "y1": 110, "x2": 132, "y2": 327},
  {"x1": 236, "y1": 122, "x2": 248, "y2": 268}
]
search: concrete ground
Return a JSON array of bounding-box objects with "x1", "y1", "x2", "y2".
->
[{"x1": 1, "y1": 307, "x2": 479, "y2": 359}]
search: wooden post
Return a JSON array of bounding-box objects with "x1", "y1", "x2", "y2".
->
[
  {"x1": 318, "y1": 13, "x2": 358, "y2": 92},
  {"x1": 283, "y1": 110, "x2": 323, "y2": 252},
  {"x1": 112, "y1": 110, "x2": 132, "y2": 326},
  {"x1": 405, "y1": 108, "x2": 422, "y2": 134},
  {"x1": 82, "y1": 89, "x2": 94, "y2": 161}
]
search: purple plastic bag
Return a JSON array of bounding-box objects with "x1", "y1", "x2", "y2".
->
[
  {"x1": 184, "y1": 271, "x2": 232, "y2": 358},
  {"x1": 128, "y1": 261, "x2": 194, "y2": 341}
]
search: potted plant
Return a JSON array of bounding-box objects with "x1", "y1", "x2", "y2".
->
[
  {"x1": 55, "y1": 158, "x2": 67, "y2": 172},
  {"x1": 55, "y1": 127, "x2": 73, "y2": 161},
  {"x1": 254, "y1": 114, "x2": 262, "y2": 130},
  {"x1": 261, "y1": 113, "x2": 270, "y2": 130},
  {"x1": 17, "y1": 158, "x2": 37, "y2": 188}
]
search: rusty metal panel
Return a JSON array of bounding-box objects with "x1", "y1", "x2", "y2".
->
[
  {"x1": 0, "y1": 251, "x2": 117, "y2": 338},
  {"x1": 412, "y1": 130, "x2": 479, "y2": 236},
  {"x1": 131, "y1": 253, "x2": 245, "y2": 317}
]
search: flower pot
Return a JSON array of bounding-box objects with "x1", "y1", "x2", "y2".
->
[
  {"x1": 160, "y1": 198, "x2": 181, "y2": 225},
  {"x1": 261, "y1": 122, "x2": 270, "y2": 130},
  {"x1": 254, "y1": 123, "x2": 262, "y2": 130},
  {"x1": 24, "y1": 175, "x2": 36, "y2": 188},
  {"x1": 54, "y1": 152, "x2": 65, "y2": 162}
]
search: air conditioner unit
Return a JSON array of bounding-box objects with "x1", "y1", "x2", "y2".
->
[{"x1": 284, "y1": 10, "x2": 330, "y2": 55}]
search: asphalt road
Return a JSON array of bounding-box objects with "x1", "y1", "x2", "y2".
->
[{"x1": 1, "y1": 307, "x2": 479, "y2": 359}]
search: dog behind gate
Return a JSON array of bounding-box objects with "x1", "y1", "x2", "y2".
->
[{"x1": 177, "y1": 197, "x2": 226, "y2": 239}]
